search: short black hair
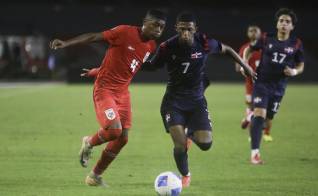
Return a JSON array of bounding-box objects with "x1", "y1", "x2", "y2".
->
[
  {"x1": 176, "y1": 12, "x2": 196, "y2": 24},
  {"x1": 275, "y1": 8, "x2": 297, "y2": 25},
  {"x1": 145, "y1": 9, "x2": 167, "y2": 21}
]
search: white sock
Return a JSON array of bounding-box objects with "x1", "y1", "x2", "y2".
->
[{"x1": 251, "y1": 149, "x2": 260, "y2": 157}]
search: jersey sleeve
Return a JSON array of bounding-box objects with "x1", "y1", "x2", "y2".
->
[
  {"x1": 102, "y1": 25, "x2": 128, "y2": 45},
  {"x1": 152, "y1": 42, "x2": 168, "y2": 68},
  {"x1": 295, "y1": 39, "x2": 305, "y2": 64},
  {"x1": 208, "y1": 39, "x2": 222, "y2": 54},
  {"x1": 201, "y1": 34, "x2": 222, "y2": 54},
  {"x1": 238, "y1": 45, "x2": 246, "y2": 58}
]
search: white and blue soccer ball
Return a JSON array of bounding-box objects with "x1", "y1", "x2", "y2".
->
[{"x1": 154, "y1": 171, "x2": 182, "y2": 196}]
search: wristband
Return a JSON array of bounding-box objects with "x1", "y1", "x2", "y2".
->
[{"x1": 291, "y1": 68, "x2": 298, "y2": 76}]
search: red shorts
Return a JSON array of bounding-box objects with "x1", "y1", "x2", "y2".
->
[
  {"x1": 93, "y1": 89, "x2": 131, "y2": 129},
  {"x1": 245, "y1": 77, "x2": 253, "y2": 103}
]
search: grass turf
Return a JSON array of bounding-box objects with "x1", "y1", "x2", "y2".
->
[{"x1": 0, "y1": 83, "x2": 317, "y2": 196}]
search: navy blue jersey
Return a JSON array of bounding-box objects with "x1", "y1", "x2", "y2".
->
[
  {"x1": 155, "y1": 33, "x2": 222, "y2": 103},
  {"x1": 251, "y1": 33, "x2": 305, "y2": 86}
]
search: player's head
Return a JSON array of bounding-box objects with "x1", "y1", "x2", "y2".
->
[
  {"x1": 275, "y1": 8, "x2": 297, "y2": 34},
  {"x1": 247, "y1": 25, "x2": 261, "y2": 41},
  {"x1": 142, "y1": 9, "x2": 167, "y2": 40},
  {"x1": 175, "y1": 12, "x2": 197, "y2": 46}
]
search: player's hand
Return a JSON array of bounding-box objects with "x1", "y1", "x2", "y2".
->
[
  {"x1": 80, "y1": 68, "x2": 91, "y2": 77},
  {"x1": 243, "y1": 65, "x2": 257, "y2": 80},
  {"x1": 49, "y1": 39, "x2": 68, "y2": 50},
  {"x1": 284, "y1": 66, "x2": 298, "y2": 76}
]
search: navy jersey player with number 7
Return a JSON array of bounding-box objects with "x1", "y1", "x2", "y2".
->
[
  {"x1": 143, "y1": 12, "x2": 256, "y2": 188},
  {"x1": 244, "y1": 8, "x2": 305, "y2": 165}
]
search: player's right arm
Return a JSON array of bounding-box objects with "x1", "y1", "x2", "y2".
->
[
  {"x1": 50, "y1": 33, "x2": 104, "y2": 50},
  {"x1": 50, "y1": 25, "x2": 128, "y2": 50}
]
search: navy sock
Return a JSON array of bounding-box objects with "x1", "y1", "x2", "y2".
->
[
  {"x1": 250, "y1": 116, "x2": 265, "y2": 149},
  {"x1": 173, "y1": 148, "x2": 189, "y2": 176}
]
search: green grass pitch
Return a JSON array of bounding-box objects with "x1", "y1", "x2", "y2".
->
[{"x1": 0, "y1": 83, "x2": 317, "y2": 196}]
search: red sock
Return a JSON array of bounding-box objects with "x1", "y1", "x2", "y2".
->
[
  {"x1": 89, "y1": 128, "x2": 122, "y2": 146},
  {"x1": 93, "y1": 136, "x2": 128, "y2": 175},
  {"x1": 264, "y1": 124, "x2": 272, "y2": 135}
]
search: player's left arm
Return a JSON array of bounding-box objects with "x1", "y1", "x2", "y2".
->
[
  {"x1": 284, "y1": 62, "x2": 304, "y2": 76},
  {"x1": 221, "y1": 44, "x2": 257, "y2": 79},
  {"x1": 284, "y1": 40, "x2": 305, "y2": 77}
]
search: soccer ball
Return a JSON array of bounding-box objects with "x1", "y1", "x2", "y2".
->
[{"x1": 154, "y1": 171, "x2": 182, "y2": 196}]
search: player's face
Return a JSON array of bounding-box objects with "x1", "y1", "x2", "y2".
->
[
  {"x1": 176, "y1": 22, "x2": 197, "y2": 46},
  {"x1": 142, "y1": 18, "x2": 166, "y2": 40},
  {"x1": 247, "y1": 27, "x2": 261, "y2": 41},
  {"x1": 276, "y1": 15, "x2": 294, "y2": 34}
]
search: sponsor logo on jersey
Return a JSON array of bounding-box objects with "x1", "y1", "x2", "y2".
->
[
  {"x1": 105, "y1": 108, "x2": 116, "y2": 120},
  {"x1": 191, "y1": 52, "x2": 202, "y2": 59},
  {"x1": 253, "y1": 97, "x2": 262, "y2": 103},
  {"x1": 284, "y1": 47, "x2": 294, "y2": 53}
]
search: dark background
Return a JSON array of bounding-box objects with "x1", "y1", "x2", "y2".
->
[{"x1": 0, "y1": 0, "x2": 317, "y2": 82}]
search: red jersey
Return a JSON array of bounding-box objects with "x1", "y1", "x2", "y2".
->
[
  {"x1": 95, "y1": 25, "x2": 156, "y2": 92},
  {"x1": 239, "y1": 42, "x2": 261, "y2": 71},
  {"x1": 239, "y1": 42, "x2": 262, "y2": 96}
]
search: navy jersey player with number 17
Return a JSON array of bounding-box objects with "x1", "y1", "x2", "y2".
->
[
  {"x1": 244, "y1": 8, "x2": 305, "y2": 165},
  {"x1": 143, "y1": 12, "x2": 256, "y2": 188}
]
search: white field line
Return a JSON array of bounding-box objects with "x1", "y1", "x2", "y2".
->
[{"x1": 0, "y1": 82, "x2": 64, "y2": 98}]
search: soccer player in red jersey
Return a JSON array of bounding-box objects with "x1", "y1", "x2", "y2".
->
[
  {"x1": 50, "y1": 10, "x2": 166, "y2": 186},
  {"x1": 236, "y1": 26, "x2": 273, "y2": 141}
]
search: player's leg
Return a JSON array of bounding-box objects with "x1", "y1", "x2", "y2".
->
[
  {"x1": 188, "y1": 101, "x2": 213, "y2": 151},
  {"x1": 192, "y1": 131, "x2": 212, "y2": 151},
  {"x1": 79, "y1": 92, "x2": 123, "y2": 168},
  {"x1": 86, "y1": 128, "x2": 129, "y2": 186},
  {"x1": 249, "y1": 84, "x2": 268, "y2": 164},
  {"x1": 263, "y1": 118, "x2": 273, "y2": 142},
  {"x1": 86, "y1": 92, "x2": 132, "y2": 186},
  {"x1": 169, "y1": 125, "x2": 191, "y2": 187},
  {"x1": 241, "y1": 78, "x2": 254, "y2": 129},
  {"x1": 263, "y1": 95, "x2": 282, "y2": 142}
]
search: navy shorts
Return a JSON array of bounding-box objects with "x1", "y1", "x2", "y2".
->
[
  {"x1": 252, "y1": 83, "x2": 284, "y2": 119},
  {"x1": 160, "y1": 94, "x2": 212, "y2": 136}
]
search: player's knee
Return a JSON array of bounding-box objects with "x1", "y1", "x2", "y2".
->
[
  {"x1": 119, "y1": 136, "x2": 128, "y2": 147},
  {"x1": 197, "y1": 141, "x2": 212, "y2": 151},
  {"x1": 104, "y1": 128, "x2": 122, "y2": 140}
]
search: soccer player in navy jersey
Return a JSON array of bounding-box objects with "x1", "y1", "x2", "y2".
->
[
  {"x1": 143, "y1": 12, "x2": 256, "y2": 187},
  {"x1": 244, "y1": 8, "x2": 305, "y2": 165}
]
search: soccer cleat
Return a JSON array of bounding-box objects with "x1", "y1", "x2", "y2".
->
[
  {"x1": 263, "y1": 134, "x2": 273, "y2": 142},
  {"x1": 250, "y1": 152, "x2": 264, "y2": 165},
  {"x1": 182, "y1": 174, "x2": 191, "y2": 188},
  {"x1": 85, "y1": 171, "x2": 107, "y2": 187},
  {"x1": 79, "y1": 136, "x2": 93, "y2": 168}
]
